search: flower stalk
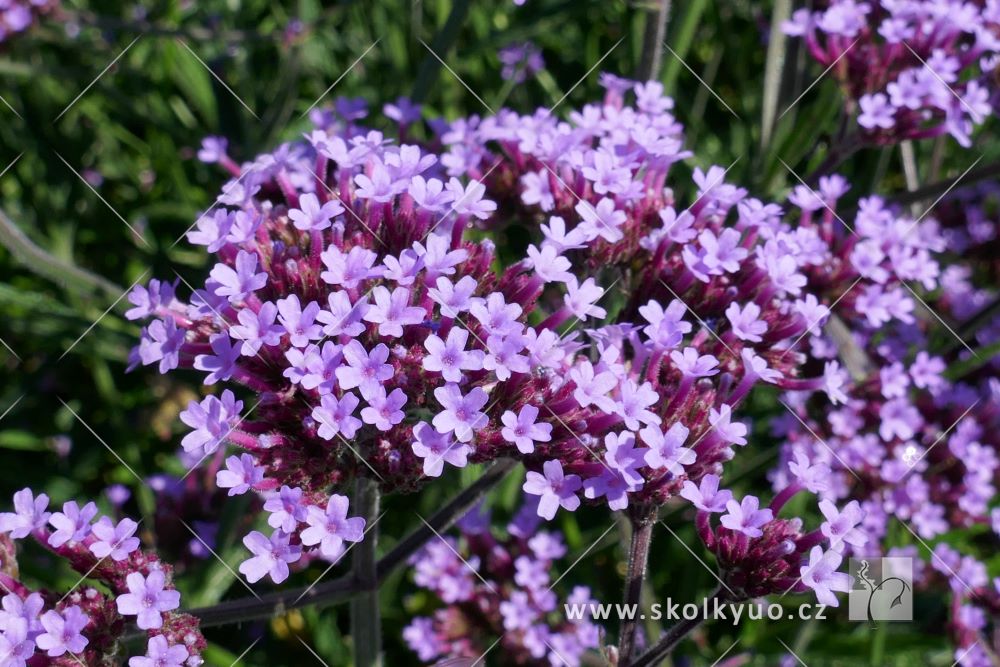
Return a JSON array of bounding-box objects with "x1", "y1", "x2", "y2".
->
[{"x1": 350, "y1": 476, "x2": 382, "y2": 667}]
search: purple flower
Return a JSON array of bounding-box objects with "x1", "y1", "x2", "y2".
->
[
  {"x1": 403, "y1": 617, "x2": 442, "y2": 661},
  {"x1": 193, "y1": 333, "x2": 241, "y2": 385},
  {"x1": 670, "y1": 347, "x2": 719, "y2": 377},
  {"x1": 320, "y1": 245, "x2": 383, "y2": 289},
  {"x1": 469, "y1": 293, "x2": 522, "y2": 336},
  {"x1": 641, "y1": 422, "x2": 694, "y2": 473},
  {"x1": 47, "y1": 500, "x2": 97, "y2": 548},
  {"x1": 125, "y1": 278, "x2": 177, "y2": 320},
  {"x1": 500, "y1": 405, "x2": 552, "y2": 454},
  {"x1": 679, "y1": 474, "x2": 733, "y2": 513},
  {"x1": 354, "y1": 160, "x2": 396, "y2": 202},
  {"x1": 318, "y1": 292, "x2": 369, "y2": 337},
  {"x1": 408, "y1": 176, "x2": 453, "y2": 212},
  {"x1": 482, "y1": 333, "x2": 530, "y2": 380},
  {"x1": 216, "y1": 453, "x2": 265, "y2": 496},
  {"x1": 563, "y1": 277, "x2": 607, "y2": 322},
  {"x1": 569, "y1": 361, "x2": 617, "y2": 412},
  {"x1": 819, "y1": 499, "x2": 867, "y2": 551},
  {"x1": 35, "y1": 606, "x2": 89, "y2": 657},
  {"x1": 583, "y1": 468, "x2": 633, "y2": 511},
  {"x1": 576, "y1": 198, "x2": 626, "y2": 243},
  {"x1": 800, "y1": 546, "x2": 851, "y2": 607},
  {"x1": 197, "y1": 136, "x2": 228, "y2": 163},
  {"x1": 0, "y1": 488, "x2": 50, "y2": 539},
  {"x1": 878, "y1": 398, "x2": 921, "y2": 441},
  {"x1": 364, "y1": 286, "x2": 426, "y2": 337},
  {"x1": 312, "y1": 392, "x2": 363, "y2": 440},
  {"x1": 788, "y1": 450, "x2": 831, "y2": 493},
  {"x1": 526, "y1": 244, "x2": 572, "y2": 284},
  {"x1": 618, "y1": 379, "x2": 661, "y2": 430},
  {"x1": 725, "y1": 302, "x2": 768, "y2": 342},
  {"x1": 445, "y1": 178, "x2": 496, "y2": 220},
  {"x1": 523, "y1": 460, "x2": 582, "y2": 520},
  {"x1": 179, "y1": 389, "x2": 243, "y2": 456},
  {"x1": 210, "y1": 250, "x2": 267, "y2": 303},
  {"x1": 239, "y1": 530, "x2": 302, "y2": 584},
  {"x1": 360, "y1": 387, "x2": 407, "y2": 431},
  {"x1": 603, "y1": 432, "x2": 649, "y2": 487},
  {"x1": 230, "y1": 301, "x2": 283, "y2": 356},
  {"x1": 428, "y1": 276, "x2": 479, "y2": 316},
  {"x1": 432, "y1": 384, "x2": 489, "y2": 442},
  {"x1": 411, "y1": 422, "x2": 470, "y2": 477},
  {"x1": 276, "y1": 295, "x2": 324, "y2": 347},
  {"x1": 720, "y1": 496, "x2": 773, "y2": 537},
  {"x1": 709, "y1": 404, "x2": 748, "y2": 446},
  {"x1": 422, "y1": 328, "x2": 484, "y2": 382},
  {"x1": 128, "y1": 635, "x2": 189, "y2": 667},
  {"x1": 264, "y1": 486, "x2": 308, "y2": 532},
  {"x1": 301, "y1": 494, "x2": 366, "y2": 561},
  {"x1": 640, "y1": 299, "x2": 691, "y2": 349},
  {"x1": 337, "y1": 340, "x2": 393, "y2": 399},
  {"x1": 138, "y1": 317, "x2": 186, "y2": 373},
  {"x1": 0, "y1": 617, "x2": 34, "y2": 666},
  {"x1": 581, "y1": 150, "x2": 631, "y2": 195},
  {"x1": 857, "y1": 93, "x2": 895, "y2": 130},
  {"x1": 115, "y1": 570, "x2": 181, "y2": 630},
  {"x1": 288, "y1": 192, "x2": 344, "y2": 231},
  {"x1": 384, "y1": 96, "x2": 422, "y2": 125},
  {"x1": 89, "y1": 517, "x2": 140, "y2": 561}
]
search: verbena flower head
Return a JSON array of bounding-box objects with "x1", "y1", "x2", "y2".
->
[
  {"x1": 128, "y1": 80, "x2": 876, "y2": 584},
  {"x1": 784, "y1": 1, "x2": 999, "y2": 146},
  {"x1": 0, "y1": 488, "x2": 205, "y2": 665},
  {"x1": 404, "y1": 501, "x2": 601, "y2": 665}
]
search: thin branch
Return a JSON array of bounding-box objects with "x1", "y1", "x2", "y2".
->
[
  {"x1": 350, "y1": 477, "x2": 382, "y2": 667},
  {"x1": 887, "y1": 161, "x2": 1000, "y2": 208},
  {"x1": 0, "y1": 207, "x2": 124, "y2": 299},
  {"x1": 634, "y1": 0, "x2": 671, "y2": 82},
  {"x1": 628, "y1": 586, "x2": 728, "y2": 667},
  {"x1": 182, "y1": 459, "x2": 518, "y2": 629}
]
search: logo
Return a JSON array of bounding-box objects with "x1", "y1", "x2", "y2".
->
[{"x1": 848, "y1": 557, "x2": 912, "y2": 625}]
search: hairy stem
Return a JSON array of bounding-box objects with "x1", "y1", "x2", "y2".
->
[
  {"x1": 179, "y1": 459, "x2": 518, "y2": 630},
  {"x1": 628, "y1": 586, "x2": 727, "y2": 667},
  {"x1": 0, "y1": 207, "x2": 123, "y2": 298},
  {"x1": 350, "y1": 477, "x2": 382, "y2": 667},
  {"x1": 760, "y1": 0, "x2": 792, "y2": 151},
  {"x1": 617, "y1": 506, "x2": 657, "y2": 664}
]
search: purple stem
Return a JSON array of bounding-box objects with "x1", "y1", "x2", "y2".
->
[{"x1": 617, "y1": 506, "x2": 657, "y2": 664}]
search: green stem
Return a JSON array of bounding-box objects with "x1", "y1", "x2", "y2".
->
[
  {"x1": 350, "y1": 477, "x2": 382, "y2": 667},
  {"x1": 635, "y1": 0, "x2": 671, "y2": 82},
  {"x1": 0, "y1": 208, "x2": 123, "y2": 299}
]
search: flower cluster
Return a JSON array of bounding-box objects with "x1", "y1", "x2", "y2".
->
[
  {"x1": 687, "y1": 470, "x2": 864, "y2": 605},
  {"x1": 127, "y1": 79, "x2": 880, "y2": 597},
  {"x1": 438, "y1": 76, "x2": 882, "y2": 522},
  {"x1": 0, "y1": 488, "x2": 205, "y2": 666},
  {"x1": 403, "y1": 500, "x2": 601, "y2": 666},
  {"x1": 784, "y1": 0, "x2": 998, "y2": 146},
  {"x1": 771, "y1": 181, "x2": 1000, "y2": 664}
]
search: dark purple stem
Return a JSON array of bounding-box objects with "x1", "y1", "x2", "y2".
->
[{"x1": 617, "y1": 506, "x2": 657, "y2": 664}]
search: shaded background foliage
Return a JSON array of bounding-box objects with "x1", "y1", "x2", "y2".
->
[{"x1": 0, "y1": 0, "x2": 995, "y2": 664}]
